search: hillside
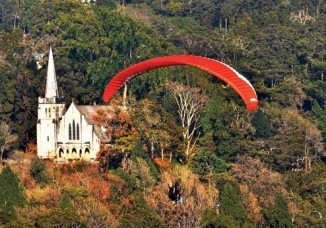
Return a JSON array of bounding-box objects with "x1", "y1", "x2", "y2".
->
[{"x1": 0, "y1": 0, "x2": 325, "y2": 227}]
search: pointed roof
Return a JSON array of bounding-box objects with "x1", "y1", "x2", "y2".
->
[
  {"x1": 76, "y1": 105, "x2": 112, "y2": 143},
  {"x1": 45, "y1": 47, "x2": 59, "y2": 98}
]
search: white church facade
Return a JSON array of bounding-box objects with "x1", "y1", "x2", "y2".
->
[{"x1": 37, "y1": 47, "x2": 110, "y2": 161}]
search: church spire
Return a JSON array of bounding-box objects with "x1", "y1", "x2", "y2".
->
[{"x1": 45, "y1": 47, "x2": 59, "y2": 98}]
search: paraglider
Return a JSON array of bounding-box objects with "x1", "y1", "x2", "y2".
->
[{"x1": 103, "y1": 55, "x2": 258, "y2": 111}]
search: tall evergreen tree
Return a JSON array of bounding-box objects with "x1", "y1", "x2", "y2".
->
[
  {"x1": 219, "y1": 183, "x2": 247, "y2": 224},
  {"x1": 0, "y1": 166, "x2": 26, "y2": 224},
  {"x1": 251, "y1": 109, "x2": 272, "y2": 138},
  {"x1": 264, "y1": 193, "x2": 293, "y2": 228}
]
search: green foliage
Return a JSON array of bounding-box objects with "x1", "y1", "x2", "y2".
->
[
  {"x1": 119, "y1": 193, "x2": 167, "y2": 228},
  {"x1": 131, "y1": 142, "x2": 160, "y2": 182},
  {"x1": 219, "y1": 183, "x2": 247, "y2": 224},
  {"x1": 61, "y1": 186, "x2": 89, "y2": 199},
  {"x1": 0, "y1": 0, "x2": 326, "y2": 226},
  {"x1": 251, "y1": 109, "x2": 272, "y2": 138},
  {"x1": 285, "y1": 161, "x2": 326, "y2": 198},
  {"x1": 59, "y1": 195, "x2": 76, "y2": 212},
  {"x1": 96, "y1": 0, "x2": 116, "y2": 8},
  {"x1": 263, "y1": 193, "x2": 293, "y2": 228},
  {"x1": 0, "y1": 166, "x2": 26, "y2": 224},
  {"x1": 201, "y1": 213, "x2": 240, "y2": 228},
  {"x1": 130, "y1": 157, "x2": 156, "y2": 193},
  {"x1": 3, "y1": 217, "x2": 34, "y2": 228},
  {"x1": 35, "y1": 208, "x2": 86, "y2": 228},
  {"x1": 111, "y1": 168, "x2": 138, "y2": 192},
  {"x1": 29, "y1": 156, "x2": 49, "y2": 186},
  {"x1": 190, "y1": 150, "x2": 228, "y2": 176},
  {"x1": 36, "y1": 189, "x2": 85, "y2": 227},
  {"x1": 200, "y1": 209, "x2": 219, "y2": 228},
  {"x1": 312, "y1": 101, "x2": 326, "y2": 142}
]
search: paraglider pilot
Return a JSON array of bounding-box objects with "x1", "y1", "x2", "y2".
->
[{"x1": 169, "y1": 181, "x2": 183, "y2": 204}]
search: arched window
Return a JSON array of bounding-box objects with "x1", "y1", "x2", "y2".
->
[
  {"x1": 45, "y1": 108, "x2": 47, "y2": 117},
  {"x1": 68, "y1": 123, "x2": 72, "y2": 140},
  {"x1": 77, "y1": 123, "x2": 80, "y2": 140},
  {"x1": 59, "y1": 148, "x2": 64, "y2": 158},
  {"x1": 72, "y1": 120, "x2": 76, "y2": 140}
]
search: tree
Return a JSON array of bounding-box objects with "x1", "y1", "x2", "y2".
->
[
  {"x1": 0, "y1": 122, "x2": 18, "y2": 163},
  {"x1": 0, "y1": 166, "x2": 26, "y2": 224},
  {"x1": 219, "y1": 183, "x2": 247, "y2": 224},
  {"x1": 131, "y1": 99, "x2": 162, "y2": 158},
  {"x1": 166, "y1": 81, "x2": 208, "y2": 159},
  {"x1": 264, "y1": 193, "x2": 293, "y2": 228},
  {"x1": 231, "y1": 155, "x2": 285, "y2": 209},
  {"x1": 92, "y1": 103, "x2": 139, "y2": 171},
  {"x1": 275, "y1": 109, "x2": 324, "y2": 171},
  {"x1": 29, "y1": 156, "x2": 49, "y2": 186},
  {"x1": 130, "y1": 157, "x2": 156, "y2": 195},
  {"x1": 251, "y1": 109, "x2": 272, "y2": 138},
  {"x1": 190, "y1": 150, "x2": 228, "y2": 176}
]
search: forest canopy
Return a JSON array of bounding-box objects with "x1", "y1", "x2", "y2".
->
[{"x1": 0, "y1": 0, "x2": 325, "y2": 227}]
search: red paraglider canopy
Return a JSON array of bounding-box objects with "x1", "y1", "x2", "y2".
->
[{"x1": 103, "y1": 55, "x2": 258, "y2": 111}]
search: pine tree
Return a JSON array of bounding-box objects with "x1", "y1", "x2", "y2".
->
[
  {"x1": 219, "y1": 183, "x2": 247, "y2": 224},
  {"x1": 0, "y1": 166, "x2": 26, "y2": 224},
  {"x1": 264, "y1": 193, "x2": 293, "y2": 228},
  {"x1": 251, "y1": 109, "x2": 272, "y2": 138}
]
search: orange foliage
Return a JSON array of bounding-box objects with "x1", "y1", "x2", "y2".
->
[
  {"x1": 58, "y1": 163, "x2": 110, "y2": 203},
  {"x1": 153, "y1": 158, "x2": 171, "y2": 170},
  {"x1": 239, "y1": 184, "x2": 262, "y2": 222},
  {"x1": 121, "y1": 195, "x2": 136, "y2": 210},
  {"x1": 106, "y1": 174, "x2": 131, "y2": 215},
  {"x1": 26, "y1": 142, "x2": 37, "y2": 154}
]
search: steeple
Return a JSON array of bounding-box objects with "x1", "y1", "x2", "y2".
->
[{"x1": 45, "y1": 47, "x2": 59, "y2": 98}]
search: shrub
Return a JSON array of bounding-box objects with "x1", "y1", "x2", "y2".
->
[
  {"x1": 119, "y1": 193, "x2": 167, "y2": 228},
  {"x1": 111, "y1": 168, "x2": 138, "y2": 192},
  {"x1": 61, "y1": 186, "x2": 88, "y2": 199},
  {"x1": 200, "y1": 209, "x2": 219, "y2": 227},
  {"x1": 73, "y1": 160, "x2": 87, "y2": 172},
  {"x1": 29, "y1": 156, "x2": 49, "y2": 186},
  {"x1": 191, "y1": 150, "x2": 228, "y2": 176}
]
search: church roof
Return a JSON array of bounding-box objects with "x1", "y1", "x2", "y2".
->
[{"x1": 76, "y1": 105, "x2": 112, "y2": 143}]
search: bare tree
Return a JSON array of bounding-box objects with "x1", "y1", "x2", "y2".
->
[
  {"x1": 145, "y1": 166, "x2": 219, "y2": 227},
  {"x1": 279, "y1": 109, "x2": 324, "y2": 171},
  {"x1": 0, "y1": 122, "x2": 18, "y2": 163},
  {"x1": 166, "y1": 82, "x2": 208, "y2": 159}
]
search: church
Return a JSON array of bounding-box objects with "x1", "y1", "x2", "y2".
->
[{"x1": 37, "y1": 47, "x2": 111, "y2": 161}]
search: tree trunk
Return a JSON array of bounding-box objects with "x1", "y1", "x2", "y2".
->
[
  {"x1": 123, "y1": 83, "x2": 127, "y2": 110},
  {"x1": 151, "y1": 141, "x2": 154, "y2": 158},
  {"x1": 185, "y1": 140, "x2": 191, "y2": 159},
  {"x1": 0, "y1": 150, "x2": 3, "y2": 163},
  {"x1": 304, "y1": 143, "x2": 308, "y2": 172},
  {"x1": 161, "y1": 148, "x2": 164, "y2": 160}
]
